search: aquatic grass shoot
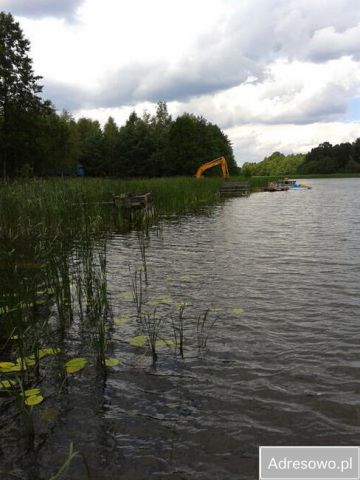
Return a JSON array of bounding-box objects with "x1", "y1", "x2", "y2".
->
[
  {"x1": 141, "y1": 308, "x2": 163, "y2": 367},
  {"x1": 172, "y1": 303, "x2": 186, "y2": 358},
  {"x1": 196, "y1": 309, "x2": 218, "y2": 354}
]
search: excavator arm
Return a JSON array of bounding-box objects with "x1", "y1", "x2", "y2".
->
[{"x1": 195, "y1": 157, "x2": 229, "y2": 178}]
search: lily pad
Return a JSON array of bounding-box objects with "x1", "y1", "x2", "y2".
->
[
  {"x1": 147, "y1": 294, "x2": 173, "y2": 306},
  {"x1": 230, "y1": 307, "x2": 244, "y2": 315},
  {"x1": 129, "y1": 336, "x2": 175, "y2": 349},
  {"x1": 23, "y1": 388, "x2": 41, "y2": 397},
  {"x1": 16, "y1": 356, "x2": 36, "y2": 367},
  {"x1": 175, "y1": 302, "x2": 187, "y2": 309},
  {"x1": 0, "y1": 380, "x2": 16, "y2": 389},
  {"x1": 38, "y1": 347, "x2": 61, "y2": 359},
  {"x1": 65, "y1": 357, "x2": 87, "y2": 374},
  {"x1": 0, "y1": 362, "x2": 16, "y2": 369},
  {"x1": 0, "y1": 361, "x2": 24, "y2": 373},
  {"x1": 129, "y1": 335, "x2": 148, "y2": 347},
  {"x1": 25, "y1": 394, "x2": 44, "y2": 406},
  {"x1": 114, "y1": 315, "x2": 129, "y2": 325},
  {"x1": 105, "y1": 358, "x2": 120, "y2": 367}
]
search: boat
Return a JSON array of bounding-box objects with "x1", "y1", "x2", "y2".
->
[
  {"x1": 264, "y1": 181, "x2": 289, "y2": 192},
  {"x1": 283, "y1": 178, "x2": 312, "y2": 189}
]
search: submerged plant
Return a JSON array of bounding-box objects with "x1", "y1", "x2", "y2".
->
[{"x1": 49, "y1": 442, "x2": 79, "y2": 480}]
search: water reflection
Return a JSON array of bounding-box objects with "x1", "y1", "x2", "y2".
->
[{"x1": 1, "y1": 179, "x2": 359, "y2": 479}]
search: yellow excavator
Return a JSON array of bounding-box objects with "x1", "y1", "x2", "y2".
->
[{"x1": 194, "y1": 157, "x2": 229, "y2": 178}]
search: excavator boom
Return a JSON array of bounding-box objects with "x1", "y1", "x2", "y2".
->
[{"x1": 195, "y1": 157, "x2": 229, "y2": 178}]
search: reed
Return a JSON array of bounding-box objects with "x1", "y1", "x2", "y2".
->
[
  {"x1": 141, "y1": 308, "x2": 163, "y2": 367},
  {"x1": 196, "y1": 309, "x2": 217, "y2": 354},
  {"x1": 172, "y1": 303, "x2": 186, "y2": 359},
  {"x1": 130, "y1": 268, "x2": 144, "y2": 317}
]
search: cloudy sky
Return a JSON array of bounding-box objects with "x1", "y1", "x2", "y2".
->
[{"x1": 4, "y1": 0, "x2": 360, "y2": 165}]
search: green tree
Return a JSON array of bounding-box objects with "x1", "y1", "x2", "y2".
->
[
  {"x1": 103, "y1": 116, "x2": 120, "y2": 176},
  {"x1": 117, "y1": 112, "x2": 155, "y2": 177},
  {"x1": 0, "y1": 11, "x2": 50, "y2": 177},
  {"x1": 165, "y1": 113, "x2": 237, "y2": 176},
  {"x1": 149, "y1": 101, "x2": 172, "y2": 176},
  {"x1": 39, "y1": 110, "x2": 79, "y2": 176},
  {"x1": 76, "y1": 118, "x2": 104, "y2": 176}
]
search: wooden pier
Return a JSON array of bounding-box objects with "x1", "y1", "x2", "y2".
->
[
  {"x1": 113, "y1": 192, "x2": 153, "y2": 209},
  {"x1": 113, "y1": 192, "x2": 155, "y2": 220}
]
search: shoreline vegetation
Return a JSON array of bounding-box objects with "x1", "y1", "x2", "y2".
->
[{"x1": 1, "y1": 173, "x2": 359, "y2": 232}]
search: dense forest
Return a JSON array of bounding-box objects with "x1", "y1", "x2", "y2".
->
[
  {"x1": 241, "y1": 140, "x2": 360, "y2": 176},
  {"x1": 0, "y1": 12, "x2": 237, "y2": 178}
]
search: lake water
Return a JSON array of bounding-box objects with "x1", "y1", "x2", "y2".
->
[{"x1": 1, "y1": 178, "x2": 359, "y2": 479}]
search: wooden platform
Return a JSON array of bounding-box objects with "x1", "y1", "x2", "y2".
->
[
  {"x1": 219, "y1": 181, "x2": 250, "y2": 196},
  {"x1": 113, "y1": 192, "x2": 153, "y2": 209}
]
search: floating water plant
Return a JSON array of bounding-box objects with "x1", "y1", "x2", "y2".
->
[
  {"x1": 147, "y1": 294, "x2": 173, "y2": 306},
  {"x1": 65, "y1": 357, "x2": 87, "y2": 374},
  {"x1": 23, "y1": 387, "x2": 41, "y2": 396},
  {"x1": 129, "y1": 335, "x2": 174, "y2": 349},
  {"x1": 129, "y1": 335, "x2": 148, "y2": 347},
  {"x1": 16, "y1": 356, "x2": 36, "y2": 367},
  {"x1": 230, "y1": 307, "x2": 244, "y2": 315},
  {"x1": 38, "y1": 347, "x2": 61, "y2": 359},
  {"x1": 0, "y1": 361, "x2": 24, "y2": 373},
  {"x1": 24, "y1": 394, "x2": 44, "y2": 406},
  {"x1": 21, "y1": 388, "x2": 44, "y2": 407},
  {"x1": 0, "y1": 379, "x2": 16, "y2": 389},
  {"x1": 114, "y1": 315, "x2": 129, "y2": 325},
  {"x1": 104, "y1": 358, "x2": 120, "y2": 367}
]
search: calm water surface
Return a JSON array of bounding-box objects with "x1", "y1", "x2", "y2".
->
[{"x1": 2, "y1": 178, "x2": 360, "y2": 479}]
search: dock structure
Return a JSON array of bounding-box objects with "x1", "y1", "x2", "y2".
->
[
  {"x1": 113, "y1": 192, "x2": 155, "y2": 219},
  {"x1": 219, "y1": 181, "x2": 250, "y2": 197},
  {"x1": 113, "y1": 192, "x2": 153, "y2": 209}
]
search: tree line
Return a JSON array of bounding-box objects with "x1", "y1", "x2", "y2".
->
[
  {"x1": 0, "y1": 12, "x2": 237, "y2": 179},
  {"x1": 241, "y1": 140, "x2": 360, "y2": 176}
]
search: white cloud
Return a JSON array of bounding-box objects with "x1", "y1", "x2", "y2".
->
[
  {"x1": 173, "y1": 57, "x2": 360, "y2": 127},
  {"x1": 226, "y1": 122, "x2": 360, "y2": 164},
  {"x1": 9, "y1": 0, "x2": 360, "y2": 166},
  {"x1": 1, "y1": 0, "x2": 83, "y2": 20}
]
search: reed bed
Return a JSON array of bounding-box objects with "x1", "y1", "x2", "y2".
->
[{"x1": 0, "y1": 176, "x2": 227, "y2": 476}]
